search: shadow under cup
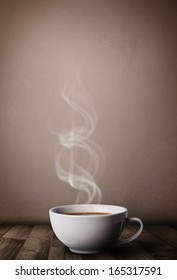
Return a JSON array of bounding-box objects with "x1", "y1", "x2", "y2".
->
[{"x1": 49, "y1": 204, "x2": 143, "y2": 254}]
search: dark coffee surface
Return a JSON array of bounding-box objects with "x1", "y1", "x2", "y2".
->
[{"x1": 66, "y1": 212, "x2": 110, "y2": 215}]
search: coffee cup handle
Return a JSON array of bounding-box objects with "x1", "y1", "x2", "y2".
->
[{"x1": 116, "y1": 217, "x2": 143, "y2": 245}]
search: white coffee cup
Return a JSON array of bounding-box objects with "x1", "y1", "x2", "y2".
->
[{"x1": 49, "y1": 204, "x2": 143, "y2": 254}]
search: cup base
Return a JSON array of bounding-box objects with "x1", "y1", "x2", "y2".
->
[{"x1": 70, "y1": 248, "x2": 101, "y2": 254}]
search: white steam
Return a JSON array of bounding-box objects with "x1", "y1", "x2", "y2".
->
[{"x1": 51, "y1": 77, "x2": 105, "y2": 203}]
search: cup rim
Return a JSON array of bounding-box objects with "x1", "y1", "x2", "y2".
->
[{"x1": 49, "y1": 204, "x2": 128, "y2": 217}]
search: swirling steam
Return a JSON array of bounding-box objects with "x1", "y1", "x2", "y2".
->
[{"x1": 51, "y1": 77, "x2": 105, "y2": 203}]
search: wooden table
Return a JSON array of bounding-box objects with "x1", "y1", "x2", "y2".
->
[{"x1": 0, "y1": 225, "x2": 177, "y2": 260}]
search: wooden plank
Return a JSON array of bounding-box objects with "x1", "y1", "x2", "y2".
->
[
  {"x1": 81, "y1": 238, "x2": 151, "y2": 260},
  {"x1": 127, "y1": 225, "x2": 177, "y2": 260},
  {"x1": 83, "y1": 249, "x2": 116, "y2": 260},
  {"x1": 16, "y1": 238, "x2": 52, "y2": 260},
  {"x1": 61, "y1": 247, "x2": 83, "y2": 260},
  {"x1": 90, "y1": 250, "x2": 116, "y2": 260},
  {"x1": 3, "y1": 225, "x2": 32, "y2": 240},
  {"x1": 49, "y1": 245, "x2": 83, "y2": 260},
  {"x1": 49, "y1": 247, "x2": 66, "y2": 260},
  {"x1": 0, "y1": 224, "x2": 175, "y2": 260},
  {"x1": 170, "y1": 225, "x2": 177, "y2": 230},
  {"x1": 48, "y1": 235, "x2": 67, "y2": 260},
  {"x1": 26, "y1": 225, "x2": 52, "y2": 240},
  {"x1": 16, "y1": 225, "x2": 53, "y2": 260},
  {"x1": 51, "y1": 235, "x2": 61, "y2": 247},
  {"x1": 82, "y1": 253, "x2": 98, "y2": 260},
  {"x1": 49, "y1": 235, "x2": 83, "y2": 260},
  {"x1": 110, "y1": 242, "x2": 153, "y2": 260},
  {"x1": 145, "y1": 225, "x2": 177, "y2": 248},
  {"x1": 104, "y1": 228, "x2": 153, "y2": 260},
  {"x1": 0, "y1": 226, "x2": 12, "y2": 237},
  {"x1": 0, "y1": 237, "x2": 24, "y2": 260}
]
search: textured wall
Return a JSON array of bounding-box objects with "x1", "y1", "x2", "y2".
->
[{"x1": 0, "y1": 0, "x2": 177, "y2": 224}]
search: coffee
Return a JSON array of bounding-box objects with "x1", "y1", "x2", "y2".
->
[{"x1": 67, "y1": 212, "x2": 110, "y2": 215}]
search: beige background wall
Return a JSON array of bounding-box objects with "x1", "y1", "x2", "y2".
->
[{"x1": 0, "y1": 0, "x2": 177, "y2": 224}]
